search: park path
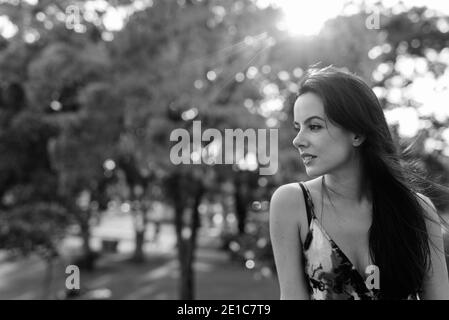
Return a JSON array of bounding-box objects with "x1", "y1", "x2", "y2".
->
[
  {"x1": 0, "y1": 213, "x2": 279, "y2": 300},
  {"x1": 2, "y1": 211, "x2": 448, "y2": 299}
]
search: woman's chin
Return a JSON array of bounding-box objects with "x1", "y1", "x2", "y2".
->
[
  {"x1": 305, "y1": 167, "x2": 323, "y2": 178},
  {"x1": 305, "y1": 169, "x2": 317, "y2": 177}
]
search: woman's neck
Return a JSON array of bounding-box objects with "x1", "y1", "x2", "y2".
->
[{"x1": 322, "y1": 162, "x2": 371, "y2": 205}]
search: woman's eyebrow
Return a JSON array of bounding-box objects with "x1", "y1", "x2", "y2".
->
[{"x1": 294, "y1": 116, "x2": 325, "y2": 126}]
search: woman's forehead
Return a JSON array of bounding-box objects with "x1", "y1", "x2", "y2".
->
[{"x1": 293, "y1": 92, "x2": 325, "y2": 121}]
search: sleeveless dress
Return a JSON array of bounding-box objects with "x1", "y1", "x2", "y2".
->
[{"x1": 298, "y1": 182, "x2": 419, "y2": 300}]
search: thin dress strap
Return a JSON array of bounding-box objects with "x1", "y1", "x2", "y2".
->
[{"x1": 298, "y1": 182, "x2": 315, "y2": 226}]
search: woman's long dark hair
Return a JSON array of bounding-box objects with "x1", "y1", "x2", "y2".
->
[{"x1": 297, "y1": 65, "x2": 448, "y2": 299}]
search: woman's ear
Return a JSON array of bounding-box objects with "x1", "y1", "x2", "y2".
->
[{"x1": 352, "y1": 134, "x2": 366, "y2": 147}]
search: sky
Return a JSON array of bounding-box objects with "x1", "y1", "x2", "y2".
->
[
  {"x1": 0, "y1": 0, "x2": 448, "y2": 149},
  {"x1": 2, "y1": 0, "x2": 449, "y2": 37},
  {"x1": 272, "y1": 0, "x2": 449, "y2": 36}
]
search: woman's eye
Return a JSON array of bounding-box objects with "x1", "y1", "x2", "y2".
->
[{"x1": 309, "y1": 124, "x2": 322, "y2": 131}]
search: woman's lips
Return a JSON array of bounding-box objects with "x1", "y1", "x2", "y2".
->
[{"x1": 302, "y1": 155, "x2": 317, "y2": 165}]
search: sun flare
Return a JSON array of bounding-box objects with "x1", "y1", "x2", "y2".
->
[{"x1": 275, "y1": 0, "x2": 345, "y2": 36}]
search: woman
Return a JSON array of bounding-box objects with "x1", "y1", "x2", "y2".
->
[{"x1": 269, "y1": 66, "x2": 449, "y2": 300}]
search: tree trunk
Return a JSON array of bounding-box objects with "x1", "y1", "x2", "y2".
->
[
  {"x1": 42, "y1": 255, "x2": 54, "y2": 299},
  {"x1": 174, "y1": 199, "x2": 191, "y2": 299},
  {"x1": 132, "y1": 209, "x2": 147, "y2": 263},
  {"x1": 180, "y1": 240, "x2": 193, "y2": 300},
  {"x1": 79, "y1": 216, "x2": 95, "y2": 271},
  {"x1": 189, "y1": 183, "x2": 203, "y2": 252},
  {"x1": 184, "y1": 184, "x2": 204, "y2": 299},
  {"x1": 174, "y1": 180, "x2": 204, "y2": 300},
  {"x1": 234, "y1": 177, "x2": 247, "y2": 235},
  {"x1": 133, "y1": 231, "x2": 145, "y2": 262}
]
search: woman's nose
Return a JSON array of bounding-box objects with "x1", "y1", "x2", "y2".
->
[{"x1": 292, "y1": 131, "x2": 306, "y2": 149}]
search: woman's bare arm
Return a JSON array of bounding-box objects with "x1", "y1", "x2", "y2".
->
[
  {"x1": 269, "y1": 183, "x2": 310, "y2": 300},
  {"x1": 418, "y1": 194, "x2": 449, "y2": 300}
]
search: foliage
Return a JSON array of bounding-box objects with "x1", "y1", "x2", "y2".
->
[
  {"x1": 0, "y1": 202, "x2": 68, "y2": 258},
  {"x1": 222, "y1": 210, "x2": 275, "y2": 278},
  {"x1": 0, "y1": 0, "x2": 448, "y2": 299}
]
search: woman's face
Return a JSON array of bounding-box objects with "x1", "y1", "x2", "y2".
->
[{"x1": 292, "y1": 92, "x2": 360, "y2": 177}]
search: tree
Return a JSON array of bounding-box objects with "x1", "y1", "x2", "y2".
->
[
  {"x1": 50, "y1": 80, "x2": 123, "y2": 269},
  {"x1": 372, "y1": 5, "x2": 449, "y2": 209},
  {"x1": 0, "y1": 0, "x2": 120, "y2": 272},
  {"x1": 109, "y1": 0, "x2": 281, "y2": 299},
  {"x1": 0, "y1": 45, "x2": 69, "y2": 298}
]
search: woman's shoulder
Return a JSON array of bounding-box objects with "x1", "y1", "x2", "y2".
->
[
  {"x1": 270, "y1": 182, "x2": 302, "y2": 203},
  {"x1": 269, "y1": 181, "x2": 309, "y2": 228},
  {"x1": 270, "y1": 177, "x2": 321, "y2": 200}
]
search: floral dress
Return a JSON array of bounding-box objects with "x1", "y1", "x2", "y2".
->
[{"x1": 298, "y1": 182, "x2": 419, "y2": 300}]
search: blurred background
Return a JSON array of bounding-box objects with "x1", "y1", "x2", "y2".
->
[{"x1": 0, "y1": 0, "x2": 448, "y2": 300}]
